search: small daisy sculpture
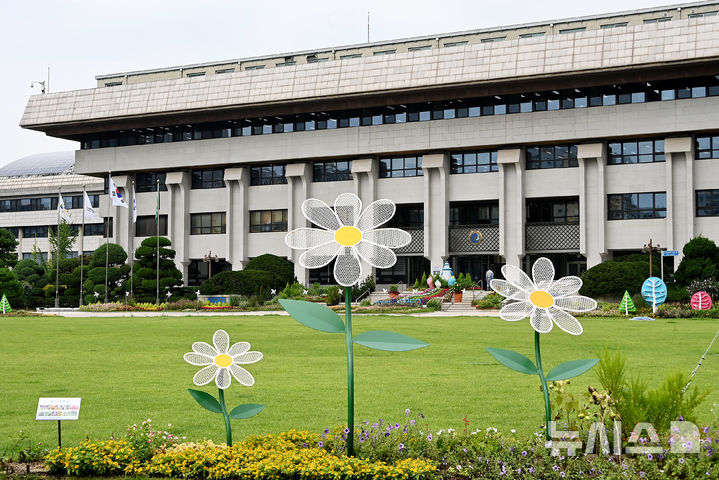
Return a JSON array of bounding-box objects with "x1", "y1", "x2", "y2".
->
[
  {"x1": 183, "y1": 329, "x2": 264, "y2": 446},
  {"x1": 280, "y1": 192, "x2": 428, "y2": 456},
  {"x1": 487, "y1": 257, "x2": 599, "y2": 440}
]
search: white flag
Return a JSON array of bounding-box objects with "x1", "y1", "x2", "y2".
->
[
  {"x1": 108, "y1": 174, "x2": 128, "y2": 208},
  {"x1": 58, "y1": 193, "x2": 72, "y2": 222},
  {"x1": 132, "y1": 183, "x2": 137, "y2": 223},
  {"x1": 84, "y1": 191, "x2": 100, "y2": 221}
]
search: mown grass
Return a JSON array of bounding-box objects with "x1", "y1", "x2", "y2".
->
[{"x1": 2, "y1": 314, "x2": 718, "y2": 452}]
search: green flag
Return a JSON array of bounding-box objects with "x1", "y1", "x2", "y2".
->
[
  {"x1": 1, "y1": 294, "x2": 12, "y2": 314},
  {"x1": 619, "y1": 290, "x2": 636, "y2": 315}
]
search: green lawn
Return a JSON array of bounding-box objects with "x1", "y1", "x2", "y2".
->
[{"x1": 2, "y1": 314, "x2": 718, "y2": 451}]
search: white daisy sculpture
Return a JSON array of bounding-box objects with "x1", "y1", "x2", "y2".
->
[
  {"x1": 280, "y1": 192, "x2": 428, "y2": 457},
  {"x1": 183, "y1": 329, "x2": 264, "y2": 446},
  {"x1": 487, "y1": 257, "x2": 599, "y2": 441}
]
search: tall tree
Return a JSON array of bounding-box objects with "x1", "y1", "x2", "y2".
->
[
  {"x1": 132, "y1": 236, "x2": 183, "y2": 303},
  {"x1": 0, "y1": 228, "x2": 19, "y2": 268},
  {"x1": 48, "y1": 221, "x2": 77, "y2": 261}
]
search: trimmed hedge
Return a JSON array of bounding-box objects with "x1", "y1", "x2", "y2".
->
[
  {"x1": 245, "y1": 254, "x2": 295, "y2": 285},
  {"x1": 200, "y1": 269, "x2": 285, "y2": 297}
]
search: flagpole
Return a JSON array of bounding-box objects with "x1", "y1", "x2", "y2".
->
[
  {"x1": 105, "y1": 172, "x2": 110, "y2": 303},
  {"x1": 131, "y1": 181, "x2": 135, "y2": 298},
  {"x1": 156, "y1": 179, "x2": 160, "y2": 306},
  {"x1": 79, "y1": 185, "x2": 86, "y2": 308},
  {"x1": 55, "y1": 187, "x2": 61, "y2": 309}
]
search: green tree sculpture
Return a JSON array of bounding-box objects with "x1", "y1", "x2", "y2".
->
[
  {"x1": 619, "y1": 290, "x2": 636, "y2": 314},
  {"x1": 132, "y1": 237, "x2": 183, "y2": 302},
  {"x1": 14, "y1": 259, "x2": 49, "y2": 308},
  {"x1": 85, "y1": 243, "x2": 129, "y2": 303}
]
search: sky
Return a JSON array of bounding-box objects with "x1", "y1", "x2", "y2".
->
[{"x1": 0, "y1": 0, "x2": 682, "y2": 167}]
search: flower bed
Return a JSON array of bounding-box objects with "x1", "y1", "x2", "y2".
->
[{"x1": 374, "y1": 288, "x2": 449, "y2": 306}]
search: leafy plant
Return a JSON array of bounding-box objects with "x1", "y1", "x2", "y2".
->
[
  {"x1": 123, "y1": 419, "x2": 183, "y2": 460},
  {"x1": 472, "y1": 293, "x2": 503, "y2": 309},
  {"x1": 389, "y1": 284, "x2": 399, "y2": 293},
  {"x1": 674, "y1": 235, "x2": 719, "y2": 286}
]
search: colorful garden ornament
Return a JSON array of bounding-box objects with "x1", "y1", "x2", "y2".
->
[
  {"x1": 641, "y1": 277, "x2": 667, "y2": 314},
  {"x1": 183, "y1": 329, "x2": 264, "y2": 446},
  {"x1": 619, "y1": 290, "x2": 636, "y2": 315},
  {"x1": 691, "y1": 291, "x2": 713, "y2": 310},
  {"x1": 282, "y1": 192, "x2": 428, "y2": 456},
  {"x1": 488, "y1": 257, "x2": 598, "y2": 440},
  {"x1": 1, "y1": 294, "x2": 11, "y2": 314}
]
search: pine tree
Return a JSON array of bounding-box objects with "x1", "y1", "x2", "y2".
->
[{"x1": 619, "y1": 290, "x2": 636, "y2": 314}]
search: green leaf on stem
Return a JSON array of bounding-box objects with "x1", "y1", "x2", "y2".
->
[
  {"x1": 546, "y1": 358, "x2": 600, "y2": 381},
  {"x1": 486, "y1": 347, "x2": 538, "y2": 375},
  {"x1": 278, "y1": 299, "x2": 346, "y2": 333},
  {"x1": 353, "y1": 330, "x2": 429, "y2": 351},
  {"x1": 229, "y1": 403, "x2": 265, "y2": 419},
  {"x1": 188, "y1": 389, "x2": 222, "y2": 413}
]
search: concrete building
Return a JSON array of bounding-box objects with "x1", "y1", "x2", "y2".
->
[{"x1": 18, "y1": 2, "x2": 719, "y2": 286}]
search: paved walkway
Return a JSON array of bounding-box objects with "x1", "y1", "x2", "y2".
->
[{"x1": 42, "y1": 308, "x2": 501, "y2": 318}]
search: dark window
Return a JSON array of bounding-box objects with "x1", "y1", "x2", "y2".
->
[
  {"x1": 608, "y1": 193, "x2": 667, "y2": 219},
  {"x1": 3, "y1": 227, "x2": 19, "y2": 237},
  {"x1": 527, "y1": 198, "x2": 579, "y2": 223},
  {"x1": 83, "y1": 223, "x2": 105, "y2": 236},
  {"x1": 23, "y1": 226, "x2": 49, "y2": 237},
  {"x1": 104, "y1": 218, "x2": 114, "y2": 238},
  {"x1": 526, "y1": 145, "x2": 578, "y2": 169},
  {"x1": 188, "y1": 258, "x2": 232, "y2": 286},
  {"x1": 136, "y1": 172, "x2": 168, "y2": 192},
  {"x1": 135, "y1": 215, "x2": 168, "y2": 236},
  {"x1": 250, "y1": 164, "x2": 287, "y2": 185},
  {"x1": 608, "y1": 139, "x2": 665, "y2": 164},
  {"x1": 250, "y1": 210, "x2": 288, "y2": 233},
  {"x1": 191, "y1": 168, "x2": 224, "y2": 189},
  {"x1": 696, "y1": 135, "x2": 719, "y2": 159},
  {"x1": 190, "y1": 212, "x2": 227, "y2": 234},
  {"x1": 379, "y1": 155, "x2": 423, "y2": 178},
  {"x1": 696, "y1": 189, "x2": 719, "y2": 216},
  {"x1": 450, "y1": 202, "x2": 499, "y2": 226},
  {"x1": 313, "y1": 160, "x2": 353, "y2": 182},
  {"x1": 388, "y1": 204, "x2": 424, "y2": 228},
  {"x1": 450, "y1": 150, "x2": 498, "y2": 174}
]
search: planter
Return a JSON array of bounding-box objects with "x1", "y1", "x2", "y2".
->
[{"x1": 454, "y1": 291, "x2": 463, "y2": 302}]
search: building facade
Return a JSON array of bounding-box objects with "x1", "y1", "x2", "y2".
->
[{"x1": 18, "y1": 2, "x2": 719, "y2": 286}]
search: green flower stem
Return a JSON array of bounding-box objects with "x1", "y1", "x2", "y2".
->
[
  {"x1": 344, "y1": 286, "x2": 354, "y2": 457},
  {"x1": 218, "y1": 387, "x2": 233, "y2": 446},
  {"x1": 534, "y1": 331, "x2": 552, "y2": 441}
]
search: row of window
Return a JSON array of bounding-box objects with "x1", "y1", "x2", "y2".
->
[
  {"x1": 0, "y1": 194, "x2": 100, "y2": 213},
  {"x1": 80, "y1": 75, "x2": 719, "y2": 150},
  {"x1": 15, "y1": 221, "x2": 112, "y2": 238}
]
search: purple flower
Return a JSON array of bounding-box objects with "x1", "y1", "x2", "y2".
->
[
  {"x1": 405, "y1": 408, "x2": 410, "y2": 416},
  {"x1": 647, "y1": 453, "x2": 653, "y2": 460},
  {"x1": 324, "y1": 428, "x2": 329, "y2": 435},
  {"x1": 522, "y1": 450, "x2": 528, "y2": 456},
  {"x1": 560, "y1": 472, "x2": 565, "y2": 478},
  {"x1": 395, "y1": 423, "x2": 400, "y2": 429},
  {"x1": 318, "y1": 441, "x2": 324, "y2": 447},
  {"x1": 410, "y1": 419, "x2": 415, "y2": 426},
  {"x1": 344, "y1": 427, "x2": 350, "y2": 434},
  {"x1": 529, "y1": 467, "x2": 535, "y2": 474},
  {"x1": 640, "y1": 472, "x2": 645, "y2": 478},
  {"x1": 553, "y1": 465, "x2": 560, "y2": 471},
  {"x1": 427, "y1": 433, "x2": 433, "y2": 441},
  {"x1": 372, "y1": 422, "x2": 379, "y2": 429},
  {"x1": 302, "y1": 442, "x2": 308, "y2": 448},
  {"x1": 419, "y1": 413, "x2": 425, "y2": 419},
  {"x1": 680, "y1": 457, "x2": 685, "y2": 464},
  {"x1": 399, "y1": 443, "x2": 405, "y2": 451}
]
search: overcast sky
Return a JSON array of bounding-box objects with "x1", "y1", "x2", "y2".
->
[{"x1": 0, "y1": 0, "x2": 686, "y2": 167}]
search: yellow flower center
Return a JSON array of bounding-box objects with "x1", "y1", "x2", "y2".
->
[
  {"x1": 214, "y1": 354, "x2": 233, "y2": 368},
  {"x1": 335, "y1": 226, "x2": 362, "y2": 246},
  {"x1": 530, "y1": 290, "x2": 554, "y2": 309}
]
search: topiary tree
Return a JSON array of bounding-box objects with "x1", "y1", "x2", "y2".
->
[
  {"x1": 674, "y1": 236, "x2": 719, "y2": 286},
  {"x1": 132, "y1": 237, "x2": 183, "y2": 303},
  {"x1": 45, "y1": 257, "x2": 81, "y2": 307},
  {"x1": 13, "y1": 259, "x2": 49, "y2": 308},
  {"x1": 0, "y1": 228, "x2": 18, "y2": 268},
  {"x1": 244, "y1": 254, "x2": 295, "y2": 286},
  {"x1": 85, "y1": 243, "x2": 129, "y2": 304},
  {"x1": 0, "y1": 268, "x2": 23, "y2": 307},
  {"x1": 199, "y1": 269, "x2": 284, "y2": 298},
  {"x1": 580, "y1": 259, "x2": 649, "y2": 299}
]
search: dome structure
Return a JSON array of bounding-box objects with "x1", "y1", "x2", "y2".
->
[{"x1": 0, "y1": 151, "x2": 74, "y2": 177}]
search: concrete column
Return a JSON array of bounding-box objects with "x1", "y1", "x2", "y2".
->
[
  {"x1": 498, "y1": 149, "x2": 525, "y2": 268},
  {"x1": 110, "y1": 175, "x2": 133, "y2": 256},
  {"x1": 224, "y1": 167, "x2": 249, "y2": 270},
  {"x1": 16, "y1": 228, "x2": 23, "y2": 260},
  {"x1": 421, "y1": 153, "x2": 449, "y2": 271},
  {"x1": 285, "y1": 162, "x2": 311, "y2": 283},
  {"x1": 165, "y1": 171, "x2": 190, "y2": 282},
  {"x1": 577, "y1": 143, "x2": 608, "y2": 268},
  {"x1": 665, "y1": 137, "x2": 694, "y2": 269},
  {"x1": 351, "y1": 158, "x2": 377, "y2": 279}
]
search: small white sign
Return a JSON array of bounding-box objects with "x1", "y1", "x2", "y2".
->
[
  {"x1": 36, "y1": 397, "x2": 81, "y2": 421},
  {"x1": 662, "y1": 250, "x2": 680, "y2": 257}
]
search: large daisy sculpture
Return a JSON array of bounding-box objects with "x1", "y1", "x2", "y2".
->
[
  {"x1": 487, "y1": 257, "x2": 598, "y2": 440},
  {"x1": 183, "y1": 329, "x2": 264, "y2": 446},
  {"x1": 280, "y1": 192, "x2": 428, "y2": 456}
]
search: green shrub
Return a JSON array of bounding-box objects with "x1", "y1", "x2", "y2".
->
[
  {"x1": 580, "y1": 260, "x2": 649, "y2": 298},
  {"x1": 360, "y1": 299, "x2": 371, "y2": 307},
  {"x1": 244, "y1": 254, "x2": 295, "y2": 285},
  {"x1": 326, "y1": 287, "x2": 340, "y2": 306},
  {"x1": 426, "y1": 298, "x2": 442, "y2": 311},
  {"x1": 472, "y1": 293, "x2": 503, "y2": 309},
  {"x1": 666, "y1": 284, "x2": 690, "y2": 302},
  {"x1": 674, "y1": 236, "x2": 719, "y2": 286},
  {"x1": 200, "y1": 269, "x2": 284, "y2": 297}
]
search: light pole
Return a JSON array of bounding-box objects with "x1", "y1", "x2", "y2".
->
[
  {"x1": 642, "y1": 238, "x2": 661, "y2": 277},
  {"x1": 204, "y1": 251, "x2": 219, "y2": 280}
]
